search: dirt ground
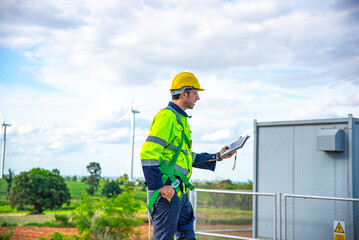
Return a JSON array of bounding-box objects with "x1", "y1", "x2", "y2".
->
[
  {"x1": 0, "y1": 224, "x2": 150, "y2": 240},
  {"x1": 0, "y1": 224, "x2": 252, "y2": 239}
]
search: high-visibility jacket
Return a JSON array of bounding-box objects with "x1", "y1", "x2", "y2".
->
[
  {"x1": 140, "y1": 105, "x2": 194, "y2": 182},
  {"x1": 141, "y1": 102, "x2": 218, "y2": 193}
]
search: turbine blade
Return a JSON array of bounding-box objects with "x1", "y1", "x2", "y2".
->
[
  {"x1": 117, "y1": 111, "x2": 130, "y2": 123},
  {"x1": 0, "y1": 113, "x2": 3, "y2": 137}
]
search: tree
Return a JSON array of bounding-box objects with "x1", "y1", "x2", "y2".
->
[
  {"x1": 4, "y1": 169, "x2": 14, "y2": 199},
  {"x1": 71, "y1": 175, "x2": 77, "y2": 182},
  {"x1": 101, "y1": 180, "x2": 122, "y2": 198},
  {"x1": 80, "y1": 176, "x2": 87, "y2": 182},
  {"x1": 86, "y1": 162, "x2": 101, "y2": 195},
  {"x1": 52, "y1": 168, "x2": 60, "y2": 175},
  {"x1": 119, "y1": 173, "x2": 128, "y2": 184},
  {"x1": 8, "y1": 168, "x2": 71, "y2": 214}
]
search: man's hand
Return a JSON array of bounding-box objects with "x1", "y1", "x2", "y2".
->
[
  {"x1": 218, "y1": 145, "x2": 236, "y2": 160},
  {"x1": 159, "y1": 185, "x2": 174, "y2": 201}
]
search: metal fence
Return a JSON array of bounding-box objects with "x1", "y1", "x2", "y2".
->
[
  {"x1": 283, "y1": 194, "x2": 359, "y2": 240},
  {"x1": 192, "y1": 189, "x2": 276, "y2": 239},
  {"x1": 147, "y1": 190, "x2": 359, "y2": 240}
]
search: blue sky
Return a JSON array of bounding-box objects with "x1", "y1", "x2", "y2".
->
[
  {"x1": 0, "y1": 48, "x2": 34, "y2": 86},
  {"x1": 0, "y1": 0, "x2": 358, "y2": 182}
]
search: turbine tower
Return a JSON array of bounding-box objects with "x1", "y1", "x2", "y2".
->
[
  {"x1": 130, "y1": 104, "x2": 140, "y2": 182},
  {"x1": 1, "y1": 117, "x2": 11, "y2": 179}
]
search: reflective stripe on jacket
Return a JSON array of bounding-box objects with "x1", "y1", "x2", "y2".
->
[{"x1": 140, "y1": 107, "x2": 193, "y2": 179}]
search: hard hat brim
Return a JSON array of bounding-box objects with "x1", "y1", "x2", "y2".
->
[{"x1": 170, "y1": 86, "x2": 205, "y2": 95}]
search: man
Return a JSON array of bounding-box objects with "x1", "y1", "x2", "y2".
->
[{"x1": 140, "y1": 72, "x2": 236, "y2": 240}]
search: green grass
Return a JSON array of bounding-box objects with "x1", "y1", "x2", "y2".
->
[
  {"x1": 23, "y1": 221, "x2": 76, "y2": 228},
  {"x1": 201, "y1": 217, "x2": 252, "y2": 225},
  {"x1": 0, "y1": 179, "x2": 96, "y2": 214},
  {"x1": 0, "y1": 213, "x2": 56, "y2": 226},
  {"x1": 0, "y1": 213, "x2": 76, "y2": 227},
  {"x1": 0, "y1": 203, "x2": 17, "y2": 214},
  {"x1": 66, "y1": 181, "x2": 91, "y2": 199},
  {"x1": 0, "y1": 177, "x2": 148, "y2": 228},
  {"x1": 0, "y1": 178, "x2": 147, "y2": 214},
  {"x1": 198, "y1": 207, "x2": 252, "y2": 216},
  {"x1": 0, "y1": 177, "x2": 254, "y2": 231},
  {"x1": 0, "y1": 179, "x2": 6, "y2": 194},
  {"x1": 0, "y1": 179, "x2": 8, "y2": 209},
  {"x1": 196, "y1": 207, "x2": 253, "y2": 226}
]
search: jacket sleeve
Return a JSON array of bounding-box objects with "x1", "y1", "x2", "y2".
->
[
  {"x1": 192, "y1": 152, "x2": 217, "y2": 171},
  {"x1": 140, "y1": 112, "x2": 174, "y2": 190}
]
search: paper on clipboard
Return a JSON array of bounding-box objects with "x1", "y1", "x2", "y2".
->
[{"x1": 221, "y1": 135, "x2": 250, "y2": 158}]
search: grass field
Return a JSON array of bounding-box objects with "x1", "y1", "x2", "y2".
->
[
  {"x1": 66, "y1": 181, "x2": 92, "y2": 199},
  {"x1": 0, "y1": 178, "x2": 95, "y2": 214},
  {"x1": 0, "y1": 177, "x2": 253, "y2": 233},
  {"x1": 0, "y1": 178, "x2": 147, "y2": 215},
  {"x1": 0, "y1": 213, "x2": 55, "y2": 226},
  {"x1": 0, "y1": 177, "x2": 149, "y2": 230}
]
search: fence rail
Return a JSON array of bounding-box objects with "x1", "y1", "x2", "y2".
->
[
  {"x1": 148, "y1": 190, "x2": 359, "y2": 240},
  {"x1": 192, "y1": 189, "x2": 277, "y2": 240},
  {"x1": 283, "y1": 194, "x2": 359, "y2": 240}
]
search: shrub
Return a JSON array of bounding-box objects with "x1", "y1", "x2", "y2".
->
[
  {"x1": 55, "y1": 214, "x2": 70, "y2": 225},
  {"x1": 0, "y1": 230, "x2": 14, "y2": 240},
  {"x1": 101, "y1": 180, "x2": 122, "y2": 198},
  {"x1": 1, "y1": 221, "x2": 17, "y2": 227},
  {"x1": 37, "y1": 232, "x2": 81, "y2": 240},
  {"x1": 72, "y1": 189, "x2": 143, "y2": 240}
]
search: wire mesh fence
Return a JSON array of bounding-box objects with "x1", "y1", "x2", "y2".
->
[
  {"x1": 284, "y1": 194, "x2": 359, "y2": 240},
  {"x1": 147, "y1": 190, "x2": 359, "y2": 239},
  {"x1": 193, "y1": 189, "x2": 276, "y2": 240}
]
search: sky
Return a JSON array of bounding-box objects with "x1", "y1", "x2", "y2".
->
[{"x1": 0, "y1": 0, "x2": 358, "y2": 182}]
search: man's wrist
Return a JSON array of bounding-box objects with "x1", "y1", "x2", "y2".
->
[{"x1": 216, "y1": 152, "x2": 222, "y2": 161}]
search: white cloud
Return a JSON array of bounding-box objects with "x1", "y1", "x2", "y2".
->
[
  {"x1": 0, "y1": 0, "x2": 358, "y2": 181},
  {"x1": 201, "y1": 129, "x2": 231, "y2": 142},
  {"x1": 343, "y1": 92, "x2": 359, "y2": 106}
]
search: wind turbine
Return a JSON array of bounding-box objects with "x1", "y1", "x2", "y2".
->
[
  {"x1": 116, "y1": 103, "x2": 140, "y2": 182},
  {"x1": 130, "y1": 104, "x2": 140, "y2": 182},
  {"x1": 1, "y1": 114, "x2": 11, "y2": 178}
]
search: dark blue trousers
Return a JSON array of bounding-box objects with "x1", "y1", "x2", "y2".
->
[{"x1": 151, "y1": 192, "x2": 196, "y2": 240}]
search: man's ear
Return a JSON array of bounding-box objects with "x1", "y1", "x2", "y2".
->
[{"x1": 180, "y1": 91, "x2": 187, "y2": 98}]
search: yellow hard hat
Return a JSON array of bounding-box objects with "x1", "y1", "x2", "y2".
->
[{"x1": 170, "y1": 72, "x2": 205, "y2": 95}]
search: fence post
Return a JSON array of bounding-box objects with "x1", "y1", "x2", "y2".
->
[
  {"x1": 274, "y1": 193, "x2": 277, "y2": 240},
  {"x1": 284, "y1": 195, "x2": 287, "y2": 240},
  {"x1": 273, "y1": 193, "x2": 277, "y2": 240},
  {"x1": 193, "y1": 189, "x2": 198, "y2": 232},
  {"x1": 189, "y1": 187, "x2": 193, "y2": 205},
  {"x1": 278, "y1": 193, "x2": 282, "y2": 240},
  {"x1": 253, "y1": 194, "x2": 257, "y2": 238},
  {"x1": 147, "y1": 189, "x2": 151, "y2": 240}
]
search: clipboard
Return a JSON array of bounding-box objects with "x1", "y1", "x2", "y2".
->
[{"x1": 221, "y1": 135, "x2": 250, "y2": 158}]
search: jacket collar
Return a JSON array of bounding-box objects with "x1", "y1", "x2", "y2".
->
[{"x1": 168, "y1": 101, "x2": 191, "y2": 118}]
